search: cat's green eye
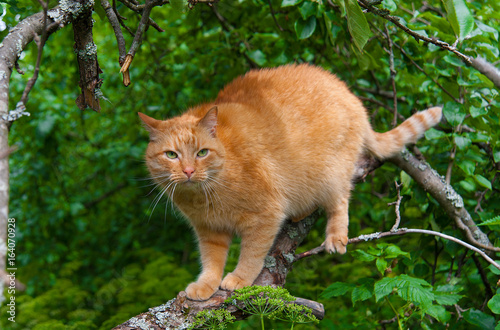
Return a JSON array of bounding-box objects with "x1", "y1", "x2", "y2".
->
[
  {"x1": 197, "y1": 149, "x2": 209, "y2": 157},
  {"x1": 165, "y1": 151, "x2": 178, "y2": 159}
]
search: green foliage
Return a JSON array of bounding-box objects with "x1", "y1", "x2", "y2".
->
[
  {"x1": 226, "y1": 286, "x2": 318, "y2": 329},
  {"x1": 2, "y1": 0, "x2": 500, "y2": 328},
  {"x1": 190, "y1": 309, "x2": 236, "y2": 330}
]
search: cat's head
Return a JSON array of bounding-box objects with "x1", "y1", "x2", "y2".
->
[{"x1": 139, "y1": 107, "x2": 225, "y2": 189}]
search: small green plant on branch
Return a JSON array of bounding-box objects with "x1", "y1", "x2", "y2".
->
[
  {"x1": 189, "y1": 309, "x2": 236, "y2": 330},
  {"x1": 225, "y1": 285, "x2": 319, "y2": 330}
]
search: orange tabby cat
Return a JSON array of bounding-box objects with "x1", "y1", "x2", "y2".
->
[{"x1": 139, "y1": 64, "x2": 442, "y2": 301}]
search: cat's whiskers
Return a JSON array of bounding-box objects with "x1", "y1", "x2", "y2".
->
[
  {"x1": 167, "y1": 182, "x2": 179, "y2": 216},
  {"x1": 147, "y1": 181, "x2": 174, "y2": 222},
  {"x1": 204, "y1": 179, "x2": 223, "y2": 210},
  {"x1": 145, "y1": 176, "x2": 172, "y2": 196},
  {"x1": 200, "y1": 181, "x2": 211, "y2": 220}
]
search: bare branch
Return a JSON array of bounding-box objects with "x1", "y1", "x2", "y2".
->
[
  {"x1": 119, "y1": 0, "x2": 164, "y2": 86},
  {"x1": 296, "y1": 228, "x2": 500, "y2": 271},
  {"x1": 19, "y1": 0, "x2": 48, "y2": 109},
  {"x1": 101, "y1": 0, "x2": 127, "y2": 63},
  {"x1": 389, "y1": 181, "x2": 403, "y2": 231}
]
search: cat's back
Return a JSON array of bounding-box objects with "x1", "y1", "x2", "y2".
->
[{"x1": 214, "y1": 64, "x2": 369, "y2": 154}]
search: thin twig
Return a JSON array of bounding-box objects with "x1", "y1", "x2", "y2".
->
[
  {"x1": 388, "y1": 181, "x2": 403, "y2": 231},
  {"x1": 445, "y1": 145, "x2": 456, "y2": 185},
  {"x1": 471, "y1": 254, "x2": 494, "y2": 300},
  {"x1": 101, "y1": 0, "x2": 127, "y2": 63},
  {"x1": 395, "y1": 44, "x2": 461, "y2": 103},
  {"x1": 267, "y1": 0, "x2": 284, "y2": 32},
  {"x1": 19, "y1": 0, "x2": 48, "y2": 106},
  {"x1": 384, "y1": 24, "x2": 398, "y2": 127},
  {"x1": 120, "y1": 0, "x2": 164, "y2": 85},
  {"x1": 294, "y1": 228, "x2": 500, "y2": 271}
]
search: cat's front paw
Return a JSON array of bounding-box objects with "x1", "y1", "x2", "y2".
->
[
  {"x1": 220, "y1": 273, "x2": 253, "y2": 291},
  {"x1": 185, "y1": 281, "x2": 218, "y2": 301},
  {"x1": 323, "y1": 233, "x2": 348, "y2": 254}
]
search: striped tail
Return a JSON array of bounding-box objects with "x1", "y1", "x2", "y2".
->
[{"x1": 366, "y1": 107, "x2": 442, "y2": 159}]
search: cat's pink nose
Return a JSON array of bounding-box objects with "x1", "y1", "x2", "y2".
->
[{"x1": 183, "y1": 166, "x2": 195, "y2": 178}]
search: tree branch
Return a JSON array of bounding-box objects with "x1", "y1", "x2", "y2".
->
[
  {"x1": 73, "y1": 0, "x2": 103, "y2": 112},
  {"x1": 389, "y1": 150, "x2": 500, "y2": 252},
  {"x1": 113, "y1": 211, "x2": 324, "y2": 329},
  {"x1": 119, "y1": 0, "x2": 164, "y2": 86},
  {"x1": 359, "y1": 0, "x2": 500, "y2": 89},
  {"x1": 101, "y1": 0, "x2": 127, "y2": 64}
]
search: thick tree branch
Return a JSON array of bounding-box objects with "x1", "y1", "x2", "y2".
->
[
  {"x1": 113, "y1": 212, "x2": 323, "y2": 329},
  {"x1": 469, "y1": 56, "x2": 500, "y2": 89},
  {"x1": 73, "y1": 0, "x2": 103, "y2": 112},
  {"x1": 389, "y1": 150, "x2": 499, "y2": 252}
]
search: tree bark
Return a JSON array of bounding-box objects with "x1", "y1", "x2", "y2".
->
[{"x1": 73, "y1": 0, "x2": 102, "y2": 112}]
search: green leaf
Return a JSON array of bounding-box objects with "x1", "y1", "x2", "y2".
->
[
  {"x1": 463, "y1": 308, "x2": 496, "y2": 329},
  {"x1": 344, "y1": 0, "x2": 371, "y2": 51},
  {"x1": 395, "y1": 275, "x2": 434, "y2": 308},
  {"x1": 282, "y1": 0, "x2": 303, "y2": 7},
  {"x1": 382, "y1": 244, "x2": 410, "y2": 259},
  {"x1": 374, "y1": 277, "x2": 397, "y2": 301},
  {"x1": 495, "y1": 151, "x2": 500, "y2": 163},
  {"x1": 381, "y1": 0, "x2": 397, "y2": 12},
  {"x1": 295, "y1": 16, "x2": 317, "y2": 39},
  {"x1": 425, "y1": 128, "x2": 447, "y2": 140},
  {"x1": 434, "y1": 291, "x2": 463, "y2": 305},
  {"x1": 443, "y1": 102, "x2": 466, "y2": 126},
  {"x1": 454, "y1": 135, "x2": 471, "y2": 150},
  {"x1": 351, "y1": 278, "x2": 374, "y2": 305},
  {"x1": 459, "y1": 180, "x2": 476, "y2": 192},
  {"x1": 457, "y1": 159, "x2": 475, "y2": 176},
  {"x1": 476, "y1": 21, "x2": 499, "y2": 41},
  {"x1": 444, "y1": 0, "x2": 474, "y2": 41},
  {"x1": 489, "y1": 262, "x2": 500, "y2": 275},
  {"x1": 374, "y1": 275, "x2": 434, "y2": 308},
  {"x1": 351, "y1": 249, "x2": 377, "y2": 261},
  {"x1": 475, "y1": 174, "x2": 492, "y2": 190},
  {"x1": 376, "y1": 258, "x2": 388, "y2": 275},
  {"x1": 321, "y1": 282, "x2": 355, "y2": 298},
  {"x1": 478, "y1": 215, "x2": 500, "y2": 226},
  {"x1": 299, "y1": 1, "x2": 317, "y2": 19},
  {"x1": 469, "y1": 105, "x2": 488, "y2": 118},
  {"x1": 247, "y1": 50, "x2": 267, "y2": 66},
  {"x1": 489, "y1": 294, "x2": 500, "y2": 314},
  {"x1": 424, "y1": 304, "x2": 450, "y2": 323}
]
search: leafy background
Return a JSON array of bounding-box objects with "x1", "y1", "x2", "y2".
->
[{"x1": 1, "y1": 0, "x2": 500, "y2": 328}]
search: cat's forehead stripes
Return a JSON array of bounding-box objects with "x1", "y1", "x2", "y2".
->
[{"x1": 171, "y1": 128, "x2": 200, "y2": 151}]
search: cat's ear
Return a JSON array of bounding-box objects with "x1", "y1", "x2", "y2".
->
[
  {"x1": 198, "y1": 106, "x2": 218, "y2": 138},
  {"x1": 138, "y1": 112, "x2": 161, "y2": 141}
]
